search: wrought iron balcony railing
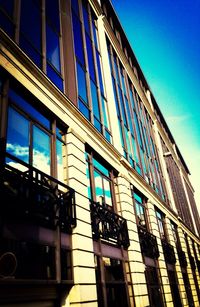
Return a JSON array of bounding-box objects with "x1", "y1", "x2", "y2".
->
[
  {"x1": 161, "y1": 239, "x2": 176, "y2": 264},
  {"x1": 177, "y1": 248, "x2": 187, "y2": 268},
  {"x1": 90, "y1": 200, "x2": 130, "y2": 249},
  {"x1": 0, "y1": 153, "x2": 76, "y2": 233},
  {"x1": 137, "y1": 226, "x2": 160, "y2": 259}
]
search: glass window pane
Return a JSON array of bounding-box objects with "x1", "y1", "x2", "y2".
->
[
  {"x1": 92, "y1": 18, "x2": 98, "y2": 49},
  {"x1": 77, "y1": 62, "x2": 87, "y2": 103},
  {"x1": 6, "y1": 107, "x2": 29, "y2": 165},
  {"x1": 86, "y1": 35, "x2": 96, "y2": 81},
  {"x1": 0, "y1": 0, "x2": 14, "y2": 16},
  {"x1": 103, "y1": 178, "x2": 112, "y2": 206},
  {"x1": 56, "y1": 138, "x2": 64, "y2": 182},
  {"x1": 94, "y1": 117, "x2": 102, "y2": 133},
  {"x1": 78, "y1": 99, "x2": 90, "y2": 120},
  {"x1": 101, "y1": 96, "x2": 109, "y2": 129},
  {"x1": 20, "y1": 0, "x2": 41, "y2": 52},
  {"x1": 91, "y1": 80, "x2": 100, "y2": 119},
  {"x1": 47, "y1": 63, "x2": 63, "y2": 91},
  {"x1": 86, "y1": 160, "x2": 92, "y2": 199},
  {"x1": 46, "y1": 24, "x2": 61, "y2": 72},
  {"x1": 96, "y1": 50, "x2": 104, "y2": 95},
  {"x1": 20, "y1": 35, "x2": 42, "y2": 67},
  {"x1": 93, "y1": 158, "x2": 109, "y2": 177},
  {"x1": 46, "y1": 0, "x2": 60, "y2": 32},
  {"x1": 71, "y1": 0, "x2": 79, "y2": 16},
  {"x1": 83, "y1": 4, "x2": 90, "y2": 35},
  {"x1": 94, "y1": 170, "x2": 103, "y2": 203},
  {"x1": 72, "y1": 12, "x2": 85, "y2": 65},
  {"x1": 33, "y1": 126, "x2": 50, "y2": 174},
  {"x1": 9, "y1": 89, "x2": 50, "y2": 129},
  {"x1": 0, "y1": 10, "x2": 14, "y2": 38},
  {"x1": 134, "y1": 192, "x2": 142, "y2": 204}
]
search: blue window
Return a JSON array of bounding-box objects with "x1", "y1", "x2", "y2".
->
[
  {"x1": 46, "y1": 24, "x2": 61, "y2": 73},
  {"x1": 77, "y1": 62, "x2": 88, "y2": 103},
  {"x1": 86, "y1": 35, "x2": 96, "y2": 81},
  {"x1": 47, "y1": 64, "x2": 63, "y2": 91},
  {"x1": 46, "y1": 0, "x2": 60, "y2": 32},
  {"x1": 0, "y1": 0, "x2": 14, "y2": 38},
  {"x1": 20, "y1": 0, "x2": 42, "y2": 67},
  {"x1": 78, "y1": 99, "x2": 90, "y2": 120},
  {"x1": 91, "y1": 80, "x2": 100, "y2": 119},
  {"x1": 72, "y1": 12, "x2": 85, "y2": 65}
]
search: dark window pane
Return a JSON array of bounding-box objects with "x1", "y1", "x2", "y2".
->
[
  {"x1": 86, "y1": 35, "x2": 96, "y2": 81},
  {"x1": 6, "y1": 107, "x2": 29, "y2": 164},
  {"x1": 82, "y1": 3, "x2": 90, "y2": 35},
  {"x1": 0, "y1": 0, "x2": 14, "y2": 16},
  {"x1": 20, "y1": 35, "x2": 42, "y2": 67},
  {"x1": 72, "y1": 12, "x2": 85, "y2": 65},
  {"x1": 47, "y1": 64, "x2": 63, "y2": 91},
  {"x1": 91, "y1": 81, "x2": 100, "y2": 119},
  {"x1": 20, "y1": 0, "x2": 41, "y2": 52},
  {"x1": 46, "y1": 0, "x2": 60, "y2": 32},
  {"x1": 0, "y1": 10, "x2": 14, "y2": 38},
  {"x1": 78, "y1": 99, "x2": 90, "y2": 120},
  {"x1": 77, "y1": 62, "x2": 87, "y2": 103},
  {"x1": 112, "y1": 77, "x2": 120, "y2": 116},
  {"x1": 71, "y1": 0, "x2": 79, "y2": 16},
  {"x1": 46, "y1": 24, "x2": 61, "y2": 72},
  {"x1": 9, "y1": 88, "x2": 50, "y2": 129}
]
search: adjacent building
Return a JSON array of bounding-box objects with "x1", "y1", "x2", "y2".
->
[{"x1": 0, "y1": 0, "x2": 200, "y2": 306}]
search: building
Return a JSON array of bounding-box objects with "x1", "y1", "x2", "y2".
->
[{"x1": 0, "y1": 0, "x2": 200, "y2": 306}]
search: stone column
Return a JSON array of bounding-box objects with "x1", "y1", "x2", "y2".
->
[
  {"x1": 165, "y1": 217, "x2": 187, "y2": 306},
  {"x1": 116, "y1": 174, "x2": 149, "y2": 307},
  {"x1": 178, "y1": 227, "x2": 198, "y2": 307},
  {"x1": 66, "y1": 128, "x2": 97, "y2": 307},
  {"x1": 147, "y1": 201, "x2": 172, "y2": 307}
]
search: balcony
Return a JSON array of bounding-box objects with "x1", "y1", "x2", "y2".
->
[
  {"x1": 0, "y1": 153, "x2": 76, "y2": 282},
  {"x1": 161, "y1": 239, "x2": 176, "y2": 264},
  {"x1": 137, "y1": 226, "x2": 160, "y2": 259},
  {"x1": 177, "y1": 248, "x2": 187, "y2": 268},
  {"x1": 0, "y1": 153, "x2": 76, "y2": 232},
  {"x1": 90, "y1": 200, "x2": 130, "y2": 249}
]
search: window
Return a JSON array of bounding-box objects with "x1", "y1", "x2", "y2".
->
[
  {"x1": 85, "y1": 151, "x2": 114, "y2": 207},
  {"x1": 0, "y1": 1, "x2": 63, "y2": 91},
  {"x1": 133, "y1": 190, "x2": 147, "y2": 228},
  {"x1": 95, "y1": 255, "x2": 130, "y2": 307},
  {"x1": 6, "y1": 85, "x2": 66, "y2": 181},
  {"x1": 170, "y1": 221, "x2": 179, "y2": 246},
  {"x1": 145, "y1": 266, "x2": 165, "y2": 307},
  {"x1": 155, "y1": 209, "x2": 166, "y2": 240},
  {"x1": 72, "y1": 0, "x2": 111, "y2": 142}
]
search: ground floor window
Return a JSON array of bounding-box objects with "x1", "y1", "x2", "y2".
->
[
  {"x1": 145, "y1": 265, "x2": 164, "y2": 307},
  {"x1": 94, "y1": 255, "x2": 130, "y2": 307}
]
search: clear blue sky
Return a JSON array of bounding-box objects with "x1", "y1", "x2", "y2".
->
[{"x1": 112, "y1": 0, "x2": 200, "y2": 208}]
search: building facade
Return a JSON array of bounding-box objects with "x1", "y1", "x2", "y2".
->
[{"x1": 0, "y1": 0, "x2": 200, "y2": 306}]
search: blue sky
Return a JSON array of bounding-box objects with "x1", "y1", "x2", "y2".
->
[{"x1": 112, "y1": 0, "x2": 200, "y2": 209}]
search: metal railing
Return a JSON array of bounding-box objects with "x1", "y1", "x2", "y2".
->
[
  {"x1": 90, "y1": 200, "x2": 130, "y2": 248},
  {"x1": 138, "y1": 225, "x2": 160, "y2": 259},
  {"x1": 0, "y1": 153, "x2": 76, "y2": 232}
]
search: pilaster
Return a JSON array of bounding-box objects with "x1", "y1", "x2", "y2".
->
[
  {"x1": 116, "y1": 175, "x2": 149, "y2": 307},
  {"x1": 66, "y1": 129, "x2": 98, "y2": 307}
]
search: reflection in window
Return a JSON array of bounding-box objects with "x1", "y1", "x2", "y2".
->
[
  {"x1": 86, "y1": 152, "x2": 113, "y2": 207},
  {"x1": 6, "y1": 107, "x2": 29, "y2": 165},
  {"x1": 33, "y1": 126, "x2": 50, "y2": 175},
  {"x1": 6, "y1": 86, "x2": 66, "y2": 182},
  {"x1": 133, "y1": 191, "x2": 147, "y2": 228}
]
